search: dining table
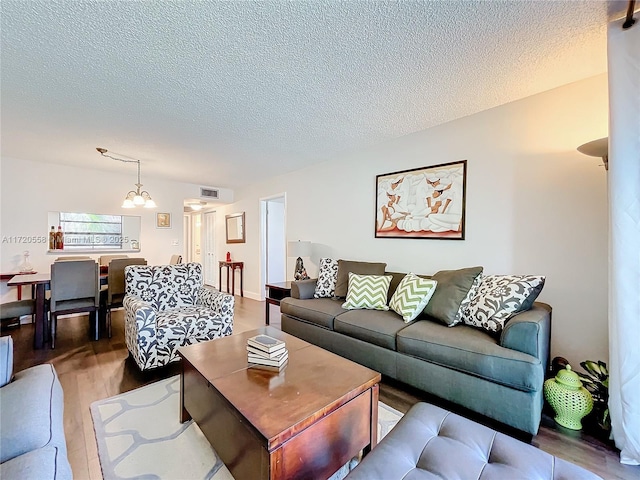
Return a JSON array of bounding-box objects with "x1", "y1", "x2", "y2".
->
[{"x1": 8, "y1": 271, "x2": 109, "y2": 349}]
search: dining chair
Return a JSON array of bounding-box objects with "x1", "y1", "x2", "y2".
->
[
  {"x1": 49, "y1": 259, "x2": 100, "y2": 348},
  {"x1": 0, "y1": 299, "x2": 35, "y2": 330},
  {"x1": 55, "y1": 256, "x2": 91, "y2": 261},
  {"x1": 100, "y1": 257, "x2": 147, "y2": 337},
  {"x1": 169, "y1": 255, "x2": 182, "y2": 264},
  {"x1": 98, "y1": 254, "x2": 129, "y2": 266}
]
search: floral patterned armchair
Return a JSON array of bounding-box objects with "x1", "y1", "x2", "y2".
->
[{"x1": 123, "y1": 263, "x2": 234, "y2": 370}]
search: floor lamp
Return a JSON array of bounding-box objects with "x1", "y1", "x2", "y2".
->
[{"x1": 287, "y1": 241, "x2": 311, "y2": 280}]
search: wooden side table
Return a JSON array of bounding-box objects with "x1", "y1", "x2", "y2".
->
[
  {"x1": 265, "y1": 281, "x2": 292, "y2": 325},
  {"x1": 218, "y1": 261, "x2": 243, "y2": 297}
]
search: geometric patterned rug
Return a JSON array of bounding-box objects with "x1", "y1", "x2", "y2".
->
[{"x1": 90, "y1": 375, "x2": 403, "y2": 480}]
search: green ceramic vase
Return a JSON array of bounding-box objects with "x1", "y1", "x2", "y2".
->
[{"x1": 544, "y1": 364, "x2": 593, "y2": 430}]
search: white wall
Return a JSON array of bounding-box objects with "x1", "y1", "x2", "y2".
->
[
  {"x1": 0, "y1": 157, "x2": 232, "y2": 300},
  {"x1": 1, "y1": 75, "x2": 609, "y2": 366},
  {"x1": 224, "y1": 74, "x2": 610, "y2": 367}
]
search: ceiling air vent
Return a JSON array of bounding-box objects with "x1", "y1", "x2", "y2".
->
[{"x1": 200, "y1": 187, "x2": 219, "y2": 199}]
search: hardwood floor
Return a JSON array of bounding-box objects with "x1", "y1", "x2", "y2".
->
[{"x1": 4, "y1": 297, "x2": 638, "y2": 480}]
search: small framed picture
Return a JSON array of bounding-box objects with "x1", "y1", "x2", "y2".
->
[{"x1": 156, "y1": 212, "x2": 171, "y2": 229}]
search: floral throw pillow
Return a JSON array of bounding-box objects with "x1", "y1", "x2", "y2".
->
[
  {"x1": 451, "y1": 272, "x2": 483, "y2": 326},
  {"x1": 342, "y1": 273, "x2": 392, "y2": 311},
  {"x1": 314, "y1": 258, "x2": 339, "y2": 298},
  {"x1": 462, "y1": 274, "x2": 546, "y2": 332},
  {"x1": 389, "y1": 273, "x2": 438, "y2": 323}
]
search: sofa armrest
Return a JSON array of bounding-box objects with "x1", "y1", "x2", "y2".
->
[
  {"x1": 0, "y1": 336, "x2": 13, "y2": 387},
  {"x1": 291, "y1": 279, "x2": 318, "y2": 299},
  {"x1": 500, "y1": 302, "x2": 551, "y2": 367},
  {"x1": 197, "y1": 286, "x2": 235, "y2": 325},
  {"x1": 123, "y1": 294, "x2": 158, "y2": 333}
]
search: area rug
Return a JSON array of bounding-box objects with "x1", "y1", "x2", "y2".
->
[{"x1": 91, "y1": 376, "x2": 403, "y2": 480}]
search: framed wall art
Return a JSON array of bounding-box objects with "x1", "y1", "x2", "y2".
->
[
  {"x1": 375, "y1": 160, "x2": 467, "y2": 240},
  {"x1": 156, "y1": 212, "x2": 171, "y2": 229}
]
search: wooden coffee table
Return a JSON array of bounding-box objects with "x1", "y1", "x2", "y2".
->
[{"x1": 178, "y1": 326, "x2": 381, "y2": 480}]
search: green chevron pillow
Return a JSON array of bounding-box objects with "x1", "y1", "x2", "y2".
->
[
  {"x1": 390, "y1": 273, "x2": 438, "y2": 322},
  {"x1": 342, "y1": 272, "x2": 393, "y2": 311}
]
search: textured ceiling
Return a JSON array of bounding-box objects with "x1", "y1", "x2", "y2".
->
[{"x1": 1, "y1": 1, "x2": 615, "y2": 189}]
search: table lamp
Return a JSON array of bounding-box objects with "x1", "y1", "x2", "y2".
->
[{"x1": 287, "y1": 241, "x2": 311, "y2": 280}]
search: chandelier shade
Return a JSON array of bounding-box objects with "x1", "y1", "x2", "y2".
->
[{"x1": 97, "y1": 147, "x2": 157, "y2": 208}]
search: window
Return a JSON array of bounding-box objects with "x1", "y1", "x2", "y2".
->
[
  {"x1": 48, "y1": 211, "x2": 141, "y2": 252},
  {"x1": 59, "y1": 212, "x2": 124, "y2": 250}
]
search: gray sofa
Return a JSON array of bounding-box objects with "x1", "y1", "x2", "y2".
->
[
  {"x1": 0, "y1": 336, "x2": 72, "y2": 479},
  {"x1": 281, "y1": 273, "x2": 551, "y2": 435}
]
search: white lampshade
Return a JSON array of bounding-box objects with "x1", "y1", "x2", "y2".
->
[
  {"x1": 122, "y1": 198, "x2": 135, "y2": 208},
  {"x1": 133, "y1": 194, "x2": 145, "y2": 205},
  {"x1": 287, "y1": 240, "x2": 311, "y2": 257},
  {"x1": 144, "y1": 198, "x2": 157, "y2": 208}
]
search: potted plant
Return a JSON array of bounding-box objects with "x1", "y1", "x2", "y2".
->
[{"x1": 577, "y1": 360, "x2": 610, "y2": 432}]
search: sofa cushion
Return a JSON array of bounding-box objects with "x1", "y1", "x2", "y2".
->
[
  {"x1": 389, "y1": 274, "x2": 438, "y2": 323},
  {"x1": 314, "y1": 258, "x2": 339, "y2": 298},
  {"x1": 342, "y1": 273, "x2": 392, "y2": 311},
  {"x1": 334, "y1": 310, "x2": 407, "y2": 350},
  {"x1": 344, "y1": 402, "x2": 603, "y2": 480},
  {"x1": 422, "y1": 266, "x2": 483, "y2": 326},
  {"x1": 0, "y1": 446, "x2": 72, "y2": 480},
  {"x1": 463, "y1": 275, "x2": 546, "y2": 332},
  {"x1": 0, "y1": 364, "x2": 67, "y2": 463},
  {"x1": 397, "y1": 320, "x2": 542, "y2": 392},
  {"x1": 280, "y1": 297, "x2": 346, "y2": 329},
  {"x1": 334, "y1": 260, "x2": 387, "y2": 298}
]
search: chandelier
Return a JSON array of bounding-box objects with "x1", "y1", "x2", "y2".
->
[{"x1": 96, "y1": 148, "x2": 157, "y2": 208}]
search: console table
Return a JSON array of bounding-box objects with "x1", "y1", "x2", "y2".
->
[
  {"x1": 265, "y1": 281, "x2": 291, "y2": 325},
  {"x1": 218, "y1": 261, "x2": 243, "y2": 297}
]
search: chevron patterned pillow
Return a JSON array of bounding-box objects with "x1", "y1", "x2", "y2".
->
[
  {"x1": 389, "y1": 273, "x2": 438, "y2": 322},
  {"x1": 342, "y1": 272, "x2": 392, "y2": 311}
]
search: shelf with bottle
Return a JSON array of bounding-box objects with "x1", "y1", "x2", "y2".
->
[{"x1": 48, "y1": 225, "x2": 65, "y2": 250}]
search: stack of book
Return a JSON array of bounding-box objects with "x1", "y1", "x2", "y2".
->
[{"x1": 247, "y1": 334, "x2": 288, "y2": 371}]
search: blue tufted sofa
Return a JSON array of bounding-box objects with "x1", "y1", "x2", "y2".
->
[
  {"x1": 345, "y1": 402, "x2": 603, "y2": 479},
  {"x1": 0, "y1": 336, "x2": 72, "y2": 479}
]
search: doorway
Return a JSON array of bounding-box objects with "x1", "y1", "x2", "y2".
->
[
  {"x1": 191, "y1": 213, "x2": 202, "y2": 264},
  {"x1": 183, "y1": 214, "x2": 191, "y2": 262},
  {"x1": 260, "y1": 195, "x2": 286, "y2": 296},
  {"x1": 203, "y1": 211, "x2": 217, "y2": 286}
]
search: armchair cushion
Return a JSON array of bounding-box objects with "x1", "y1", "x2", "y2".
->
[
  {"x1": 156, "y1": 306, "x2": 233, "y2": 359},
  {"x1": 0, "y1": 446, "x2": 72, "y2": 480},
  {"x1": 125, "y1": 263, "x2": 203, "y2": 311},
  {"x1": 0, "y1": 364, "x2": 67, "y2": 464}
]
